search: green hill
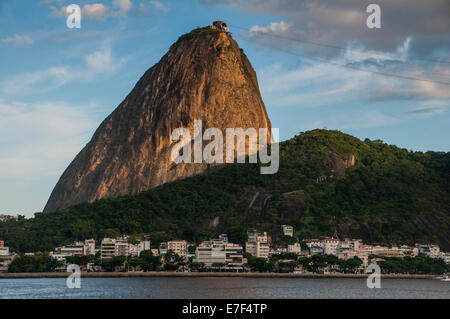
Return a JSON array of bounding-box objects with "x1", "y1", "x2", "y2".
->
[{"x1": 1, "y1": 130, "x2": 449, "y2": 253}]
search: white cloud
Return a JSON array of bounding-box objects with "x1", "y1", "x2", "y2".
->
[
  {"x1": 113, "y1": 0, "x2": 132, "y2": 15},
  {"x1": 1, "y1": 34, "x2": 34, "y2": 46},
  {"x1": 85, "y1": 40, "x2": 117, "y2": 72},
  {"x1": 50, "y1": 1, "x2": 133, "y2": 19},
  {"x1": 250, "y1": 21, "x2": 289, "y2": 34},
  {"x1": 407, "y1": 100, "x2": 450, "y2": 115},
  {"x1": 82, "y1": 3, "x2": 109, "y2": 20}
]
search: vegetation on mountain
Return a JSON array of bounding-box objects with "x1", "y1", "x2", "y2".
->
[{"x1": 1, "y1": 130, "x2": 449, "y2": 253}]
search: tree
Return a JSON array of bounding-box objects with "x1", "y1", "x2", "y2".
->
[
  {"x1": 8, "y1": 254, "x2": 63, "y2": 273},
  {"x1": 211, "y1": 263, "x2": 226, "y2": 271}
]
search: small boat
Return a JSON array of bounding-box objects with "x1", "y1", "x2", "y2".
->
[{"x1": 441, "y1": 275, "x2": 450, "y2": 282}]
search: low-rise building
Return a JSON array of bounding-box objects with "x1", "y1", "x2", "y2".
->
[
  {"x1": 100, "y1": 236, "x2": 150, "y2": 259},
  {"x1": 282, "y1": 225, "x2": 294, "y2": 237},
  {"x1": 54, "y1": 239, "x2": 96, "y2": 259},
  {"x1": 415, "y1": 244, "x2": 441, "y2": 258},
  {"x1": 440, "y1": 252, "x2": 450, "y2": 264},
  {"x1": 288, "y1": 243, "x2": 301, "y2": 254},
  {"x1": 323, "y1": 238, "x2": 339, "y2": 255},
  {"x1": 0, "y1": 241, "x2": 16, "y2": 272},
  {"x1": 303, "y1": 239, "x2": 324, "y2": 256},
  {"x1": 159, "y1": 242, "x2": 168, "y2": 256},
  {"x1": 195, "y1": 237, "x2": 243, "y2": 270}
]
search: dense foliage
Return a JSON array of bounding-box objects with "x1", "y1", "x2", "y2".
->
[
  {"x1": 377, "y1": 255, "x2": 449, "y2": 274},
  {"x1": 8, "y1": 254, "x2": 63, "y2": 273},
  {"x1": 244, "y1": 252, "x2": 364, "y2": 273},
  {"x1": 1, "y1": 130, "x2": 449, "y2": 253}
]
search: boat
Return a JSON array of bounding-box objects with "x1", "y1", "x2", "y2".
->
[{"x1": 441, "y1": 275, "x2": 450, "y2": 282}]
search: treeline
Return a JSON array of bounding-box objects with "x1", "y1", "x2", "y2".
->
[
  {"x1": 245, "y1": 253, "x2": 364, "y2": 273},
  {"x1": 377, "y1": 255, "x2": 449, "y2": 274}
]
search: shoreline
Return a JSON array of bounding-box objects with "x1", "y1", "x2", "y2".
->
[{"x1": 0, "y1": 272, "x2": 437, "y2": 279}]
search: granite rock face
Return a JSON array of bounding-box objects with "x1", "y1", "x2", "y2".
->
[{"x1": 44, "y1": 27, "x2": 272, "y2": 212}]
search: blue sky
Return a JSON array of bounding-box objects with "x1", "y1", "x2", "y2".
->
[{"x1": 0, "y1": 0, "x2": 449, "y2": 216}]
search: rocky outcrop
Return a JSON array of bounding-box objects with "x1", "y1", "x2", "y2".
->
[
  {"x1": 327, "y1": 152, "x2": 356, "y2": 178},
  {"x1": 44, "y1": 26, "x2": 272, "y2": 212}
]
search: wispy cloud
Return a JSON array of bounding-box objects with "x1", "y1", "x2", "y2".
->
[
  {"x1": 407, "y1": 100, "x2": 450, "y2": 115},
  {"x1": 205, "y1": 0, "x2": 450, "y2": 59},
  {"x1": 0, "y1": 40, "x2": 128, "y2": 95},
  {"x1": 49, "y1": 0, "x2": 136, "y2": 19},
  {"x1": 255, "y1": 34, "x2": 450, "y2": 109},
  {"x1": 150, "y1": 0, "x2": 170, "y2": 12},
  {"x1": 1, "y1": 34, "x2": 34, "y2": 46}
]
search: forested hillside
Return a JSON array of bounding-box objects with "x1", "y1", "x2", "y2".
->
[{"x1": 1, "y1": 130, "x2": 449, "y2": 252}]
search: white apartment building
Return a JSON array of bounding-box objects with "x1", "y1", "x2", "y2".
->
[
  {"x1": 55, "y1": 239, "x2": 96, "y2": 258},
  {"x1": 440, "y1": 252, "x2": 450, "y2": 264},
  {"x1": 159, "y1": 242, "x2": 168, "y2": 255},
  {"x1": 288, "y1": 243, "x2": 301, "y2": 254},
  {"x1": 415, "y1": 244, "x2": 441, "y2": 258},
  {"x1": 282, "y1": 225, "x2": 294, "y2": 237},
  {"x1": 0, "y1": 241, "x2": 15, "y2": 272},
  {"x1": 0, "y1": 240, "x2": 9, "y2": 256},
  {"x1": 101, "y1": 238, "x2": 117, "y2": 259},
  {"x1": 129, "y1": 239, "x2": 151, "y2": 257},
  {"x1": 195, "y1": 238, "x2": 243, "y2": 269},
  {"x1": 303, "y1": 239, "x2": 324, "y2": 255},
  {"x1": 323, "y1": 238, "x2": 339, "y2": 255},
  {"x1": 100, "y1": 236, "x2": 151, "y2": 259}
]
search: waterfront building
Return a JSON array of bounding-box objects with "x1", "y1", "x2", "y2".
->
[
  {"x1": 167, "y1": 240, "x2": 187, "y2": 257},
  {"x1": 101, "y1": 238, "x2": 117, "y2": 259},
  {"x1": 0, "y1": 241, "x2": 16, "y2": 272},
  {"x1": 159, "y1": 242, "x2": 168, "y2": 255},
  {"x1": 195, "y1": 237, "x2": 243, "y2": 270},
  {"x1": 303, "y1": 239, "x2": 324, "y2": 256},
  {"x1": 100, "y1": 236, "x2": 150, "y2": 259},
  {"x1": 54, "y1": 239, "x2": 96, "y2": 259},
  {"x1": 415, "y1": 244, "x2": 441, "y2": 258},
  {"x1": 323, "y1": 238, "x2": 339, "y2": 255},
  {"x1": 246, "y1": 230, "x2": 270, "y2": 259},
  {"x1": 129, "y1": 239, "x2": 151, "y2": 257},
  {"x1": 0, "y1": 241, "x2": 8, "y2": 255},
  {"x1": 288, "y1": 243, "x2": 301, "y2": 254}
]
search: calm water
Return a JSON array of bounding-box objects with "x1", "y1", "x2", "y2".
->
[{"x1": 0, "y1": 277, "x2": 449, "y2": 299}]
